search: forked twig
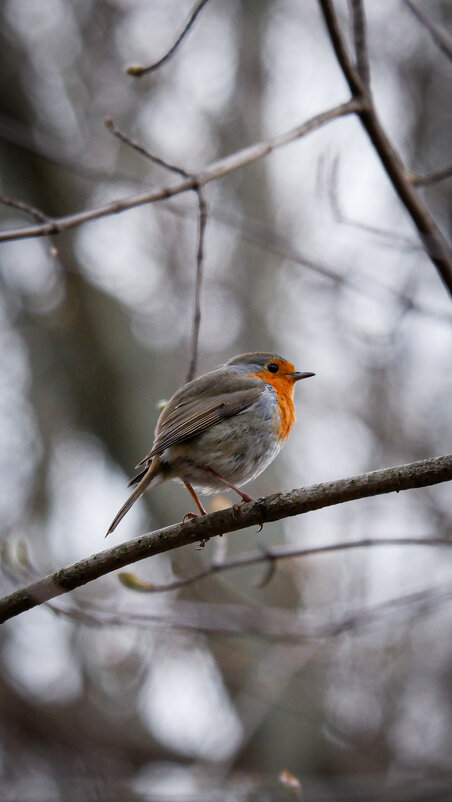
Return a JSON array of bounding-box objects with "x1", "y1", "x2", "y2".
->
[{"x1": 0, "y1": 100, "x2": 362, "y2": 244}]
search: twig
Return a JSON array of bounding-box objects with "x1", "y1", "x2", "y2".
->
[
  {"x1": 27, "y1": 580, "x2": 452, "y2": 643},
  {"x1": 0, "y1": 194, "x2": 58, "y2": 256},
  {"x1": 104, "y1": 116, "x2": 207, "y2": 381},
  {"x1": 0, "y1": 454, "x2": 450, "y2": 623},
  {"x1": 126, "y1": 0, "x2": 211, "y2": 77},
  {"x1": 405, "y1": 0, "x2": 452, "y2": 62},
  {"x1": 318, "y1": 0, "x2": 452, "y2": 297},
  {"x1": 348, "y1": 0, "x2": 370, "y2": 87},
  {"x1": 186, "y1": 186, "x2": 207, "y2": 381},
  {"x1": 0, "y1": 99, "x2": 361, "y2": 244},
  {"x1": 0, "y1": 194, "x2": 50, "y2": 224},
  {"x1": 411, "y1": 165, "x2": 452, "y2": 188},
  {"x1": 104, "y1": 117, "x2": 190, "y2": 178},
  {"x1": 119, "y1": 536, "x2": 452, "y2": 594},
  {"x1": 205, "y1": 207, "x2": 452, "y2": 322}
]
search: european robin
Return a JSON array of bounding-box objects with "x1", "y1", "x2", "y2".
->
[{"x1": 107, "y1": 352, "x2": 314, "y2": 534}]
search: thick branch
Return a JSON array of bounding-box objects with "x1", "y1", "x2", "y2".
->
[
  {"x1": 318, "y1": 0, "x2": 452, "y2": 297},
  {"x1": 0, "y1": 454, "x2": 450, "y2": 624},
  {"x1": 0, "y1": 100, "x2": 361, "y2": 243}
]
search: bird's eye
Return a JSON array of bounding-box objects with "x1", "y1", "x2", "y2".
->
[{"x1": 266, "y1": 363, "x2": 279, "y2": 373}]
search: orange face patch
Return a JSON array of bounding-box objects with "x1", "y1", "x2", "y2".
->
[{"x1": 249, "y1": 359, "x2": 297, "y2": 441}]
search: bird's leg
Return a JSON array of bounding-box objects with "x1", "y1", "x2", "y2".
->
[
  {"x1": 183, "y1": 481, "x2": 207, "y2": 522},
  {"x1": 204, "y1": 467, "x2": 255, "y2": 504}
]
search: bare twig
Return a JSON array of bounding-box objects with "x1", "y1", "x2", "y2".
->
[
  {"x1": 186, "y1": 186, "x2": 207, "y2": 381},
  {"x1": 126, "y1": 0, "x2": 211, "y2": 77},
  {"x1": 348, "y1": 0, "x2": 370, "y2": 87},
  {"x1": 105, "y1": 116, "x2": 207, "y2": 381},
  {"x1": 405, "y1": 0, "x2": 452, "y2": 62},
  {"x1": 119, "y1": 536, "x2": 452, "y2": 594},
  {"x1": 0, "y1": 194, "x2": 50, "y2": 224},
  {"x1": 411, "y1": 165, "x2": 452, "y2": 188},
  {"x1": 204, "y1": 207, "x2": 452, "y2": 322},
  {"x1": 29, "y1": 580, "x2": 452, "y2": 643},
  {"x1": 0, "y1": 194, "x2": 58, "y2": 256},
  {"x1": 0, "y1": 100, "x2": 361, "y2": 244},
  {"x1": 104, "y1": 117, "x2": 190, "y2": 178},
  {"x1": 0, "y1": 454, "x2": 451, "y2": 623},
  {"x1": 318, "y1": 0, "x2": 452, "y2": 297}
]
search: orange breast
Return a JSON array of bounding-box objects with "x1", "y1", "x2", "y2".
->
[{"x1": 250, "y1": 373, "x2": 296, "y2": 441}]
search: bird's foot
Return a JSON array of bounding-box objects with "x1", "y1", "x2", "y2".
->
[
  {"x1": 236, "y1": 490, "x2": 255, "y2": 504},
  {"x1": 183, "y1": 512, "x2": 200, "y2": 523}
]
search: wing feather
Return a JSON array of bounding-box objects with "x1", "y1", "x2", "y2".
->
[{"x1": 135, "y1": 387, "x2": 263, "y2": 468}]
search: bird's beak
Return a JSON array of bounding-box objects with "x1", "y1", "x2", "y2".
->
[{"x1": 290, "y1": 371, "x2": 315, "y2": 382}]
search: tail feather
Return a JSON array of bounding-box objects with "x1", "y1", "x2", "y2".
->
[
  {"x1": 106, "y1": 461, "x2": 157, "y2": 536},
  {"x1": 127, "y1": 467, "x2": 148, "y2": 488}
]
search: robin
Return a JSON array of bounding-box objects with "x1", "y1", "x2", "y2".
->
[{"x1": 107, "y1": 352, "x2": 314, "y2": 534}]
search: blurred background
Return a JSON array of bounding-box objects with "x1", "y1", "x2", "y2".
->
[{"x1": 0, "y1": 0, "x2": 451, "y2": 799}]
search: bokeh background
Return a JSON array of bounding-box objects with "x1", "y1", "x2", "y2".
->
[{"x1": 0, "y1": 0, "x2": 451, "y2": 799}]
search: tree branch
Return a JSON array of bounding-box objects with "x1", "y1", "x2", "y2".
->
[
  {"x1": 348, "y1": 0, "x2": 370, "y2": 87},
  {"x1": 318, "y1": 0, "x2": 452, "y2": 297},
  {"x1": 0, "y1": 100, "x2": 362, "y2": 243},
  {"x1": 0, "y1": 454, "x2": 450, "y2": 624}
]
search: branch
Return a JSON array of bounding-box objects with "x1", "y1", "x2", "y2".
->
[
  {"x1": 318, "y1": 0, "x2": 452, "y2": 297},
  {"x1": 0, "y1": 100, "x2": 361, "y2": 243},
  {"x1": 0, "y1": 454, "x2": 450, "y2": 623},
  {"x1": 348, "y1": 0, "x2": 370, "y2": 87},
  {"x1": 405, "y1": 0, "x2": 452, "y2": 62},
  {"x1": 126, "y1": 0, "x2": 211, "y2": 77}
]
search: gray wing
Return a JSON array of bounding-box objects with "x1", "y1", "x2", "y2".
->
[{"x1": 135, "y1": 385, "x2": 263, "y2": 468}]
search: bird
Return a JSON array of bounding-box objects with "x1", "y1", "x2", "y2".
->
[{"x1": 106, "y1": 352, "x2": 314, "y2": 534}]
